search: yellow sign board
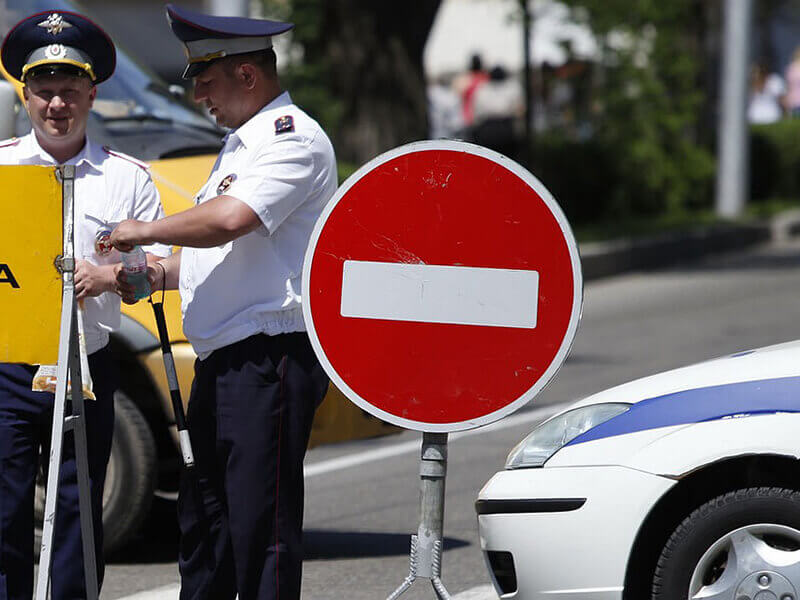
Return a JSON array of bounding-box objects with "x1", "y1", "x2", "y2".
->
[{"x1": 0, "y1": 166, "x2": 62, "y2": 364}]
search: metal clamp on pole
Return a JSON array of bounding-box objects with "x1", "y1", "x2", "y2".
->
[{"x1": 386, "y1": 432, "x2": 452, "y2": 600}]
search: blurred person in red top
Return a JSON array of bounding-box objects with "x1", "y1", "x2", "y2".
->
[{"x1": 454, "y1": 53, "x2": 489, "y2": 126}]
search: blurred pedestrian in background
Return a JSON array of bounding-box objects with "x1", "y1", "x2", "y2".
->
[
  {"x1": 748, "y1": 61, "x2": 784, "y2": 124},
  {"x1": 454, "y1": 53, "x2": 489, "y2": 127},
  {"x1": 784, "y1": 47, "x2": 800, "y2": 117},
  {"x1": 427, "y1": 74, "x2": 464, "y2": 138},
  {"x1": 471, "y1": 65, "x2": 524, "y2": 159}
]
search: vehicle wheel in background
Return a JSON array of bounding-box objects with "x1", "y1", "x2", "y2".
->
[
  {"x1": 652, "y1": 487, "x2": 800, "y2": 599},
  {"x1": 35, "y1": 390, "x2": 157, "y2": 556}
]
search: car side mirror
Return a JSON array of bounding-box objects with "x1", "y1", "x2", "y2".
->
[{"x1": 0, "y1": 80, "x2": 18, "y2": 140}]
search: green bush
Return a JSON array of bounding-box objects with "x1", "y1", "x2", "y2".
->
[{"x1": 750, "y1": 120, "x2": 800, "y2": 202}]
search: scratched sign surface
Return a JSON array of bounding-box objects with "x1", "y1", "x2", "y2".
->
[
  {"x1": 0, "y1": 166, "x2": 62, "y2": 364},
  {"x1": 303, "y1": 141, "x2": 582, "y2": 432}
]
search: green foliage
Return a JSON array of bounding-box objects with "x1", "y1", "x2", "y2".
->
[
  {"x1": 751, "y1": 120, "x2": 800, "y2": 201},
  {"x1": 263, "y1": 0, "x2": 344, "y2": 135},
  {"x1": 558, "y1": 0, "x2": 715, "y2": 219}
]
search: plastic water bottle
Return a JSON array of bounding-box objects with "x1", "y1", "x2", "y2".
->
[{"x1": 121, "y1": 246, "x2": 151, "y2": 300}]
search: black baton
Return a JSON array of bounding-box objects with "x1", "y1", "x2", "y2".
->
[{"x1": 150, "y1": 299, "x2": 195, "y2": 469}]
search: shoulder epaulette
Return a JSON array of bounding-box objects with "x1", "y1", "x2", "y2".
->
[
  {"x1": 0, "y1": 137, "x2": 20, "y2": 148},
  {"x1": 102, "y1": 146, "x2": 150, "y2": 171}
]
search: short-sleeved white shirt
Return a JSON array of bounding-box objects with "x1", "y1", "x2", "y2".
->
[
  {"x1": 0, "y1": 132, "x2": 170, "y2": 354},
  {"x1": 179, "y1": 91, "x2": 337, "y2": 359}
]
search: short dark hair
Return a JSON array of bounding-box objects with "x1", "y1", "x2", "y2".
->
[{"x1": 222, "y1": 49, "x2": 277, "y2": 79}]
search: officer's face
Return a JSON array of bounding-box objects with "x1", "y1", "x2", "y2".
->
[
  {"x1": 23, "y1": 75, "x2": 96, "y2": 144},
  {"x1": 192, "y1": 61, "x2": 250, "y2": 129}
]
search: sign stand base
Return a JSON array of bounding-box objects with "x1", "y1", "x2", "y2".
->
[
  {"x1": 34, "y1": 165, "x2": 99, "y2": 600},
  {"x1": 387, "y1": 432, "x2": 452, "y2": 600}
]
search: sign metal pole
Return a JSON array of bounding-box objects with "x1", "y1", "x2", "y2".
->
[
  {"x1": 387, "y1": 432, "x2": 451, "y2": 600},
  {"x1": 35, "y1": 165, "x2": 99, "y2": 600}
]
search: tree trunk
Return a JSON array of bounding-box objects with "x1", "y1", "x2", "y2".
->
[{"x1": 312, "y1": 1, "x2": 441, "y2": 163}]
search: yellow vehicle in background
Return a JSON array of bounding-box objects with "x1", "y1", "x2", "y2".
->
[{"x1": 0, "y1": 0, "x2": 397, "y2": 554}]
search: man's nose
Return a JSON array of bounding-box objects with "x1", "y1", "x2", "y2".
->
[{"x1": 49, "y1": 95, "x2": 66, "y2": 110}]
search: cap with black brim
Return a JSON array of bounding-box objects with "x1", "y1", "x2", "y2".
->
[{"x1": 165, "y1": 3, "x2": 293, "y2": 79}]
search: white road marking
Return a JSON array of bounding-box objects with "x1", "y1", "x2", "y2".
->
[
  {"x1": 303, "y1": 400, "x2": 569, "y2": 478},
  {"x1": 341, "y1": 260, "x2": 539, "y2": 328},
  {"x1": 117, "y1": 584, "x2": 179, "y2": 599},
  {"x1": 117, "y1": 583, "x2": 497, "y2": 599}
]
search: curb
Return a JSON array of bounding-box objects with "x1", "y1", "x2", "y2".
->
[{"x1": 577, "y1": 212, "x2": 800, "y2": 281}]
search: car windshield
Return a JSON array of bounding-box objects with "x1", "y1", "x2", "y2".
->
[{"x1": 0, "y1": 0, "x2": 223, "y2": 159}]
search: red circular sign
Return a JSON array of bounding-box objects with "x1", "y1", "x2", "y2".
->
[{"x1": 303, "y1": 141, "x2": 582, "y2": 432}]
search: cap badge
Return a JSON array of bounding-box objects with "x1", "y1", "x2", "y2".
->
[
  {"x1": 38, "y1": 14, "x2": 72, "y2": 35},
  {"x1": 275, "y1": 115, "x2": 294, "y2": 134},
  {"x1": 217, "y1": 173, "x2": 237, "y2": 195},
  {"x1": 94, "y1": 227, "x2": 113, "y2": 256},
  {"x1": 44, "y1": 44, "x2": 66, "y2": 59}
]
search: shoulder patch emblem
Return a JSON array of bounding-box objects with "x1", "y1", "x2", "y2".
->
[
  {"x1": 102, "y1": 146, "x2": 149, "y2": 171},
  {"x1": 216, "y1": 173, "x2": 237, "y2": 195},
  {"x1": 275, "y1": 115, "x2": 294, "y2": 134}
]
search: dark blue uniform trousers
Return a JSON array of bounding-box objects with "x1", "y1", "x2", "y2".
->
[
  {"x1": 0, "y1": 347, "x2": 115, "y2": 600},
  {"x1": 178, "y1": 333, "x2": 328, "y2": 600}
]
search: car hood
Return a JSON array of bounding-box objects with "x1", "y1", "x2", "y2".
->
[
  {"x1": 562, "y1": 339, "x2": 800, "y2": 447},
  {"x1": 571, "y1": 338, "x2": 800, "y2": 409}
]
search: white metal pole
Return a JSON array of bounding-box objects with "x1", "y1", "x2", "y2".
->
[{"x1": 715, "y1": 0, "x2": 753, "y2": 218}]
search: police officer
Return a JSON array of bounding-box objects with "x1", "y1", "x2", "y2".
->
[
  {"x1": 110, "y1": 4, "x2": 335, "y2": 599},
  {"x1": 0, "y1": 11, "x2": 169, "y2": 600}
]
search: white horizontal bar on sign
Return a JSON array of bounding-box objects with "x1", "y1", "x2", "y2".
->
[{"x1": 340, "y1": 260, "x2": 538, "y2": 328}]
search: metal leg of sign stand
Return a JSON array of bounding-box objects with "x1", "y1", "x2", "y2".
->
[
  {"x1": 35, "y1": 165, "x2": 99, "y2": 600},
  {"x1": 387, "y1": 432, "x2": 452, "y2": 600}
]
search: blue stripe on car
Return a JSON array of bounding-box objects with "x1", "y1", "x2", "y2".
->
[{"x1": 566, "y1": 376, "x2": 800, "y2": 447}]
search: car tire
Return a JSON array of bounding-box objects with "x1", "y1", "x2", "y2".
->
[
  {"x1": 35, "y1": 390, "x2": 157, "y2": 556},
  {"x1": 652, "y1": 487, "x2": 800, "y2": 599}
]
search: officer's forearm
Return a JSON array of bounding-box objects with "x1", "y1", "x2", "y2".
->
[
  {"x1": 155, "y1": 251, "x2": 182, "y2": 290},
  {"x1": 145, "y1": 195, "x2": 262, "y2": 248}
]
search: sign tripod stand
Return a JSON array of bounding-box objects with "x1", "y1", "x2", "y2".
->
[{"x1": 35, "y1": 165, "x2": 99, "y2": 600}]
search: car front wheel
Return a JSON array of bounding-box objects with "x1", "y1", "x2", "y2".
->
[
  {"x1": 652, "y1": 487, "x2": 800, "y2": 600},
  {"x1": 35, "y1": 390, "x2": 157, "y2": 556}
]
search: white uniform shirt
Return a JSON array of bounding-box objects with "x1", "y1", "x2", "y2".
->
[
  {"x1": 0, "y1": 132, "x2": 170, "y2": 354},
  {"x1": 180, "y1": 91, "x2": 337, "y2": 359}
]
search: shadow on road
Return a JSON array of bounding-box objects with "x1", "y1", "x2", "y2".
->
[
  {"x1": 106, "y1": 497, "x2": 179, "y2": 564},
  {"x1": 304, "y1": 530, "x2": 468, "y2": 560}
]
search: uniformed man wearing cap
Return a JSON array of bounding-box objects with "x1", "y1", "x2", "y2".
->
[
  {"x1": 0, "y1": 11, "x2": 169, "y2": 600},
  {"x1": 110, "y1": 4, "x2": 335, "y2": 599}
]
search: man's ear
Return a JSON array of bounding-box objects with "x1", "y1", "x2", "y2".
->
[
  {"x1": 88, "y1": 82, "x2": 97, "y2": 106},
  {"x1": 238, "y1": 63, "x2": 258, "y2": 90},
  {"x1": 22, "y1": 85, "x2": 28, "y2": 101}
]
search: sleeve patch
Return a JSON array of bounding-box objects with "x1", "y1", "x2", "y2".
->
[{"x1": 275, "y1": 115, "x2": 295, "y2": 134}]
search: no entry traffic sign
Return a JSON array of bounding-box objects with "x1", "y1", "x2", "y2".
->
[{"x1": 302, "y1": 141, "x2": 582, "y2": 432}]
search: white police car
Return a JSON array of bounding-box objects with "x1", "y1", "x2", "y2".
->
[{"x1": 477, "y1": 339, "x2": 800, "y2": 599}]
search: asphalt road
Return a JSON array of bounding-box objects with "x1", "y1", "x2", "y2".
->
[{"x1": 97, "y1": 237, "x2": 800, "y2": 599}]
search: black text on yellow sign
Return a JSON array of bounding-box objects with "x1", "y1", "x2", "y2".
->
[
  {"x1": 0, "y1": 263, "x2": 19, "y2": 287},
  {"x1": 0, "y1": 166, "x2": 62, "y2": 364}
]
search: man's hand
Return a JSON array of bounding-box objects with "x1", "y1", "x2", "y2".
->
[
  {"x1": 110, "y1": 219, "x2": 152, "y2": 252},
  {"x1": 75, "y1": 259, "x2": 114, "y2": 301},
  {"x1": 114, "y1": 261, "x2": 165, "y2": 304}
]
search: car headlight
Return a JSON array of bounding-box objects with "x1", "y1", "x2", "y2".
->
[{"x1": 505, "y1": 403, "x2": 631, "y2": 469}]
